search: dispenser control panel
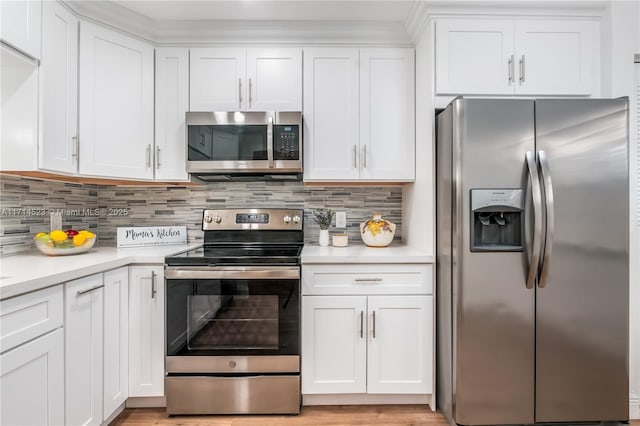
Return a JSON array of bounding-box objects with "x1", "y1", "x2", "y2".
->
[{"x1": 470, "y1": 189, "x2": 524, "y2": 252}]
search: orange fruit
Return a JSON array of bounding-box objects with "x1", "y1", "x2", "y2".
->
[{"x1": 73, "y1": 234, "x2": 87, "y2": 247}]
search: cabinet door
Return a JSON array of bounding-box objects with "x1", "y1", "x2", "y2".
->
[
  {"x1": 0, "y1": 0, "x2": 41, "y2": 59},
  {"x1": 435, "y1": 19, "x2": 515, "y2": 95},
  {"x1": 129, "y1": 265, "x2": 165, "y2": 397},
  {"x1": 40, "y1": 0, "x2": 78, "y2": 174},
  {"x1": 65, "y1": 274, "x2": 104, "y2": 426},
  {"x1": 78, "y1": 22, "x2": 154, "y2": 179},
  {"x1": 360, "y1": 48, "x2": 415, "y2": 181},
  {"x1": 190, "y1": 48, "x2": 246, "y2": 111},
  {"x1": 246, "y1": 48, "x2": 302, "y2": 110},
  {"x1": 0, "y1": 328, "x2": 64, "y2": 426},
  {"x1": 103, "y1": 267, "x2": 129, "y2": 420},
  {"x1": 367, "y1": 295, "x2": 432, "y2": 394},
  {"x1": 155, "y1": 47, "x2": 189, "y2": 181},
  {"x1": 514, "y1": 20, "x2": 598, "y2": 95},
  {"x1": 301, "y1": 296, "x2": 367, "y2": 394},
  {"x1": 302, "y1": 48, "x2": 360, "y2": 181}
]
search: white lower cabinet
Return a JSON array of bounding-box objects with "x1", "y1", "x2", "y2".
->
[
  {"x1": 301, "y1": 263, "x2": 433, "y2": 399},
  {"x1": 65, "y1": 267, "x2": 129, "y2": 426},
  {"x1": 129, "y1": 265, "x2": 165, "y2": 397},
  {"x1": 0, "y1": 285, "x2": 64, "y2": 426},
  {"x1": 103, "y1": 267, "x2": 129, "y2": 419},
  {"x1": 65, "y1": 273, "x2": 104, "y2": 426}
]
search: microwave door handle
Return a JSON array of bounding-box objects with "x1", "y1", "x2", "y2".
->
[{"x1": 267, "y1": 116, "x2": 274, "y2": 168}]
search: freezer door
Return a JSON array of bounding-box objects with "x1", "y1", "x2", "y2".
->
[
  {"x1": 535, "y1": 98, "x2": 629, "y2": 422},
  {"x1": 453, "y1": 99, "x2": 536, "y2": 425}
]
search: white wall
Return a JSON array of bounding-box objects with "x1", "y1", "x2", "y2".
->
[
  {"x1": 601, "y1": 0, "x2": 640, "y2": 419},
  {"x1": 402, "y1": 18, "x2": 434, "y2": 255}
]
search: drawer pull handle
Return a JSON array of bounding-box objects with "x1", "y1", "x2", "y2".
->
[
  {"x1": 354, "y1": 278, "x2": 383, "y2": 283},
  {"x1": 359, "y1": 310, "x2": 364, "y2": 339},
  {"x1": 151, "y1": 271, "x2": 157, "y2": 299},
  {"x1": 77, "y1": 284, "x2": 104, "y2": 296}
]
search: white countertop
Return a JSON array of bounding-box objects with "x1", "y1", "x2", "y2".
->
[
  {"x1": 1, "y1": 243, "x2": 433, "y2": 300},
  {"x1": 301, "y1": 244, "x2": 433, "y2": 264},
  {"x1": 0, "y1": 244, "x2": 199, "y2": 300}
]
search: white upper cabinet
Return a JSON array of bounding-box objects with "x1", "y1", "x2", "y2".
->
[
  {"x1": 155, "y1": 47, "x2": 189, "y2": 181},
  {"x1": 435, "y1": 17, "x2": 599, "y2": 96},
  {"x1": 190, "y1": 47, "x2": 302, "y2": 111},
  {"x1": 246, "y1": 48, "x2": 302, "y2": 111},
  {"x1": 190, "y1": 48, "x2": 245, "y2": 111},
  {"x1": 514, "y1": 20, "x2": 598, "y2": 95},
  {"x1": 78, "y1": 21, "x2": 154, "y2": 179},
  {"x1": 0, "y1": 0, "x2": 42, "y2": 59},
  {"x1": 40, "y1": 0, "x2": 78, "y2": 174},
  {"x1": 303, "y1": 47, "x2": 360, "y2": 180},
  {"x1": 435, "y1": 19, "x2": 514, "y2": 95},
  {"x1": 359, "y1": 48, "x2": 415, "y2": 181},
  {"x1": 303, "y1": 47, "x2": 415, "y2": 182}
]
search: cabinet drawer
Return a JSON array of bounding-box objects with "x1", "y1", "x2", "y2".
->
[
  {"x1": 0, "y1": 286, "x2": 63, "y2": 353},
  {"x1": 302, "y1": 264, "x2": 432, "y2": 295}
]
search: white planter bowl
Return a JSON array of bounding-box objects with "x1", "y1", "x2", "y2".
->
[{"x1": 359, "y1": 214, "x2": 396, "y2": 247}]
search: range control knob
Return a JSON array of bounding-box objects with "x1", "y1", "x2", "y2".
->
[
  {"x1": 212, "y1": 215, "x2": 222, "y2": 224},
  {"x1": 292, "y1": 215, "x2": 301, "y2": 224},
  {"x1": 204, "y1": 215, "x2": 213, "y2": 223},
  {"x1": 283, "y1": 215, "x2": 292, "y2": 224}
]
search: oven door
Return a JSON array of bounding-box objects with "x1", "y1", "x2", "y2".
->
[
  {"x1": 186, "y1": 111, "x2": 275, "y2": 173},
  {"x1": 165, "y1": 266, "x2": 299, "y2": 362}
]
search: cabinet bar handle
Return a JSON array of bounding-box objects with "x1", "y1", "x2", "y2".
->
[
  {"x1": 362, "y1": 145, "x2": 368, "y2": 169},
  {"x1": 146, "y1": 144, "x2": 151, "y2": 168},
  {"x1": 77, "y1": 284, "x2": 104, "y2": 296},
  {"x1": 72, "y1": 134, "x2": 79, "y2": 160},
  {"x1": 238, "y1": 78, "x2": 243, "y2": 109},
  {"x1": 353, "y1": 145, "x2": 357, "y2": 169},
  {"x1": 151, "y1": 271, "x2": 157, "y2": 299},
  {"x1": 156, "y1": 146, "x2": 161, "y2": 169},
  {"x1": 360, "y1": 310, "x2": 364, "y2": 338},
  {"x1": 354, "y1": 277, "x2": 383, "y2": 283},
  {"x1": 372, "y1": 310, "x2": 376, "y2": 339},
  {"x1": 508, "y1": 55, "x2": 514, "y2": 84},
  {"x1": 519, "y1": 55, "x2": 525, "y2": 83},
  {"x1": 249, "y1": 78, "x2": 252, "y2": 108}
]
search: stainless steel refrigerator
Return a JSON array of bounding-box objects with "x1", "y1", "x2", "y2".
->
[{"x1": 436, "y1": 98, "x2": 629, "y2": 425}]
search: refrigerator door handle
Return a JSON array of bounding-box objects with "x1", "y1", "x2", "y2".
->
[
  {"x1": 537, "y1": 150, "x2": 554, "y2": 288},
  {"x1": 526, "y1": 151, "x2": 543, "y2": 289}
]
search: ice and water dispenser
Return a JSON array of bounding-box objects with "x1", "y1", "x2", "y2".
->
[{"x1": 470, "y1": 189, "x2": 524, "y2": 252}]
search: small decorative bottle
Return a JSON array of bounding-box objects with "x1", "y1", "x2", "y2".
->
[{"x1": 360, "y1": 213, "x2": 396, "y2": 247}]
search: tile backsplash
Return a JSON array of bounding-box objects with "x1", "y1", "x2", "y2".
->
[{"x1": 0, "y1": 174, "x2": 402, "y2": 256}]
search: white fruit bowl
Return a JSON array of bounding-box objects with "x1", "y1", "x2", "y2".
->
[{"x1": 35, "y1": 236, "x2": 96, "y2": 256}]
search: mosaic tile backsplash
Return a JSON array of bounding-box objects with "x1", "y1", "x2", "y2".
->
[{"x1": 0, "y1": 174, "x2": 402, "y2": 256}]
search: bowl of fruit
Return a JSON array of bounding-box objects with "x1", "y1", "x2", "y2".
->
[{"x1": 34, "y1": 229, "x2": 96, "y2": 256}]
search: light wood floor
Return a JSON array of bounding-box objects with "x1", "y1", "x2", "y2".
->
[
  {"x1": 111, "y1": 406, "x2": 640, "y2": 426},
  {"x1": 111, "y1": 405, "x2": 450, "y2": 425}
]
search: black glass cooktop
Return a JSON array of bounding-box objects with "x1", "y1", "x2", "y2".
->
[{"x1": 165, "y1": 244, "x2": 302, "y2": 266}]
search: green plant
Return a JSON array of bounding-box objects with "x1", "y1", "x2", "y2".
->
[{"x1": 312, "y1": 208, "x2": 335, "y2": 230}]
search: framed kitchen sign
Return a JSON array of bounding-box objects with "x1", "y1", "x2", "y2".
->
[{"x1": 117, "y1": 226, "x2": 187, "y2": 247}]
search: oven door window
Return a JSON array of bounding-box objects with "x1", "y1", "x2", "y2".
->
[
  {"x1": 187, "y1": 125, "x2": 267, "y2": 161},
  {"x1": 166, "y1": 278, "x2": 299, "y2": 356}
]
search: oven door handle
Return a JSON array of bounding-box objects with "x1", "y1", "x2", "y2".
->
[{"x1": 165, "y1": 267, "x2": 300, "y2": 280}]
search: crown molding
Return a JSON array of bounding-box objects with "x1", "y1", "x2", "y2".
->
[
  {"x1": 405, "y1": 1, "x2": 431, "y2": 43},
  {"x1": 62, "y1": 0, "x2": 413, "y2": 46}
]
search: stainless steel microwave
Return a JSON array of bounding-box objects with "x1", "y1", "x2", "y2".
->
[{"x1": 186, "y1": 111, "x2": 302, "y2": 178}]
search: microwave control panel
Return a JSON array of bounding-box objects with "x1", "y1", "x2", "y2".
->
[{"x1": 274, "y1": 125, "x2": 300, "y2": 160}]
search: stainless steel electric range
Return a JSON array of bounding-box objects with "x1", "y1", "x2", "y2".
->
[{"x1": 164, "y1": 208, "x2": 303, "y2": 415}]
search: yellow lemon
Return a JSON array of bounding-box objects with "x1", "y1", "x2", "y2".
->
[
  {"x1": 50, "y1": 230, "x2": 68, "y2": 243},
  {"x1": 35, "y1": 232, "x2": 47, "y2": 239},
  {"x1": 80, "y1": 230, "x2": 95, "y2": 239},
  {"x1": 73, "y1": 234, "x2": 87, "y2": 247}
]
